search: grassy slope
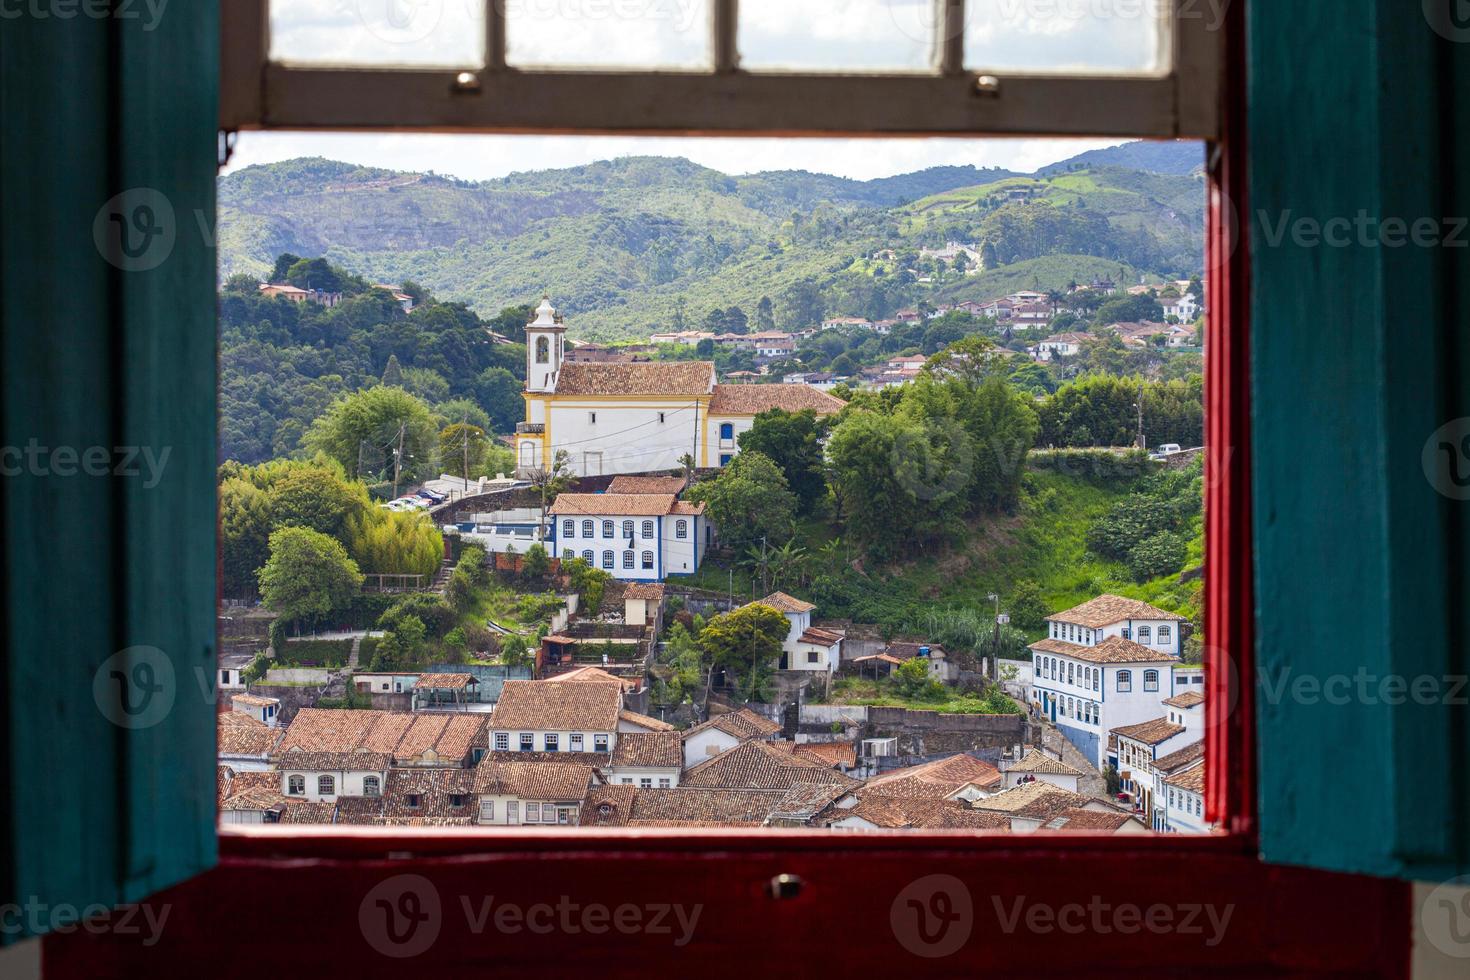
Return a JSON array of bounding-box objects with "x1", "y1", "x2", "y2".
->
[{"x1": 685, "y1": 466, "x2": 1203, "y2": 635}]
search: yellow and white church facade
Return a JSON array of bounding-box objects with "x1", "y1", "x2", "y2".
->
[{"x1": 516, "y1": 297, "x2": 843, "y2": 477}]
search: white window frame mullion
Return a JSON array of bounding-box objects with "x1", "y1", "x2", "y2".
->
[{"x1": 220, "y1": 0, "x2": 1218, "y2": 140}]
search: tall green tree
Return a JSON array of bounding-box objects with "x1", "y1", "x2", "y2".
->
[
  {"x1": 475, "y1": 366, "x2": 526, "y2": 435},
  {"x1": 736, "y1": 409, "x2": 826, "y2": 513},
  {"x1": 258, "y1": 526, "x2": 364, "y2": 627},
  {"x1": 698, "y1": 603, "x2": 791, "y2": 701},
  {"x1": 304, "y1": 386, "x2": 439, "y2": 485},
  {"x1": 684, "y1": 451, "x2": 797, "y2": 553}
]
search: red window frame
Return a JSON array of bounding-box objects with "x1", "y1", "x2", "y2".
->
[{"x1": 43, "y1": 5, "x2": 1410, "y2": 974}]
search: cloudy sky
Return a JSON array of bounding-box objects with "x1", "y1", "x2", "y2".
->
[{"x1": 235, "y1": 0, "x2": 1166, "y2": 182}]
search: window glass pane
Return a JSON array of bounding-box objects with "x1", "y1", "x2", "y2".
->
[
  {"x1": 964, "y1": 0, "x2": 1169, "y2": 75},
  {"x1": 738, "y1": 0, "x2": 936, "y2": 73},
  {"x1": 269, "y1": 0, "x2": 486, "y2": 67},
  {"x1": 506, "y1": 0, "x2": 713, "y2": 69}
]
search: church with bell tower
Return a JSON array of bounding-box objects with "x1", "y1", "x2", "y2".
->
[{"x1": 515, "y1": 296, "x2": 845, "y2": 478}]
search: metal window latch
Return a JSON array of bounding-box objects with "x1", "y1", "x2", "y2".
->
[{"x1": 768, "y1": 874, "x2": 804, "y2": 900}]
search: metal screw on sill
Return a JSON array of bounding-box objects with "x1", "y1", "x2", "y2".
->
[
  {"x1": 975, "y1": 74, "x2": 1000, "y2": 97},
  {"x1": 768, "y1": 874, "x2": 804, "y2": 900},
  {"x1": 453, "y1": 72, "x2": 482, "y2": 93}
]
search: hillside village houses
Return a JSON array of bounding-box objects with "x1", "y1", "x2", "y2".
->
[
  {"x1": 519, "y1": 297, "x2": 843, "y2": 477},
  {"x1": 218, "y1": 583, "x2": 1206, "y2": 832}
]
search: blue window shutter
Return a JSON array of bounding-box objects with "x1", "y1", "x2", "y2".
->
[
  {"x1": 0, "y1": 5, "x2": 219, "y2": 939},
  {"x1": 1250, "y1": 1, "x2": 1469, "y2": 880}
]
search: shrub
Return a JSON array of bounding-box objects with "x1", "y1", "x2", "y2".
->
[
  {"x1": 1126, "y1": 531, "x2": 1188, "y2": 581},
  {"x1": 378, "y1": 594, "x2": 456, "y2": 639}
]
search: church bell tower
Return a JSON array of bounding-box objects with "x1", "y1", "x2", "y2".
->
[{"x1": 525, "y1": 295, "x2": 566, "y2": 394}]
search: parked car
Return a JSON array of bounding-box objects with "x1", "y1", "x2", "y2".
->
[
  {"x1": 416, "y1": 488, "x2": 446, "y2": 503},
  {"x1": 1158, "y1": 443, "x2": 1183, "y2": 455}
]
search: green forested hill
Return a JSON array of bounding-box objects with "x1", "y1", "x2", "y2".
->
[{"x1": 218, "y1": 144, "x2": 1205, "y2": 341}]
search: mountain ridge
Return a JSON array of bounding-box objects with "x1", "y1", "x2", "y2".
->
[{"x1": 218, "y1": 142, "x2": 1205, "y2": 340}]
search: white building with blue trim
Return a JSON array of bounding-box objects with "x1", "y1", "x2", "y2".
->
[
  {"x1": 1028, "y1": 595, "x2": 1190, "y2": 771},
  {"x1": 547, "y1": 492, "x2": 710, "y2": 581}
]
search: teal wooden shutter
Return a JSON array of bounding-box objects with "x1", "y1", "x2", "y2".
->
[
  {"x1": 0, "y1": 3, "x2": 220, "y2": 938},
  {"x1": 1249, "y1": 0, "x2": 1470, "y2": 880}
]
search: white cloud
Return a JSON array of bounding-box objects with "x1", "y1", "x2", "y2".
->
[{"x1": 223, "y1": 131, "x2": 1130, "y2": 183}]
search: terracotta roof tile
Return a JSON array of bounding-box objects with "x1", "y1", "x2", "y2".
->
[
  {"x1": 606, "y1": 475, "x2": 687, "y2": 495},
  {"x1": 491, "y1": 680, "x2": 622, "y2": 732},
  {"x1": 549, "y1": 493, "x2": 685, "y2": 517},
  {"x1": 793, "y1": 742, "x2": 856, "y2": 769},
  {"x1": 414, "y1": 673, "x2": 475, "y2": 690},
  {"x1": 973, "y1": 782, "x2": 1091, "y2": 820},
  {"x1": 471, "y1": 758, "x2": 596, "y2": 801},
  {"x1": 624, "y1": 583, "x2": 666, "y2": 601},
  {"x1": 1006, "y1": 748, "x2": 1083, "y2": 777},
  {"x1": 1162, "y1": 690, "x2": 1205, "y2": 708},
  {"x1": 1046, "y1": 808, "x2": 1140, "y2": 831},
  {"x1": 553, "y1": 361, "x2": 714, "y2": 396},
  {"x1": 1163, "y1": 759, "x2": 1206, "y2": 793},
  {"x1": 830, "y1": 794, "x2": 1009, "y2": 830},
  {"x1": 681, "y1": 740, "x2": 859, "y2": 791},
  {"x1": 864, "y1": 754, "x2": 1002, "y2": 799},
  {"x1": 1154, "y1": 740, "x2": 1205, "y2": 773},
  {"x1": 1111, "y1": 717, "x2": 1188, "y2": 746},
  {"x1": 707, "y1": 384, "x2": 845, "y2": 416},
  {"x1": 1046, "y1": 594, "x2": 1188, "y2": 628},
  {"x1": 1028, "y1": 635, "x2": 1176, "y2": 664},
  {"x1": 271, "y1": 709, "x2": 484, "y2": 768},
  {"x1": 619, "y1": 709, "x2": 675, "y2": 732},
  {"x1": 217, "y1": 715, "x2": 281, "y2": 757},
  {"x1": 757, "y1": 591, "x2": 815, "y2": 614},
  {"x1": 683, "y1": 707, "x2": 782, "y2": 741},
  {"x1": 581, "y1": 786, "x2": 785, "y2": 827},
  {"x1": 543, "y1": 665, "x2": 635, "y2": 689},
  {"x1": 609, "y1": 731, "x2": 682, "y2": 769}
]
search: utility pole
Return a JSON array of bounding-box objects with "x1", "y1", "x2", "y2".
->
[
  {"x1": 461, "y1": 413, "x2": 470, "y2": 488},
  {"x1": 391, "y1": 422, "x2": 406, "y2": 498},
  {"x1": 356, "y1": 439, "x2": 367, "y2": 482},
  {"x1": 1136, "y1": 380, "x2": 1146, "y2": 451},
  {"x1": 985, "y1": 592, "x2": 1008, "y2": 680},
  {"x1": 690, "y1": 398, "x2": 700, "y2": 474}
]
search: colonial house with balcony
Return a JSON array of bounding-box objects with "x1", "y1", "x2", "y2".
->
[
  {"x1": 515, "y1": 297, "x2": 842, "y2": 476},
  {"x1": 1029, "y1": 595, "x2": 1190, "y2": 770},
  {"x1": 548, "y1": 493, "x2": 710, "y2": 581}
]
